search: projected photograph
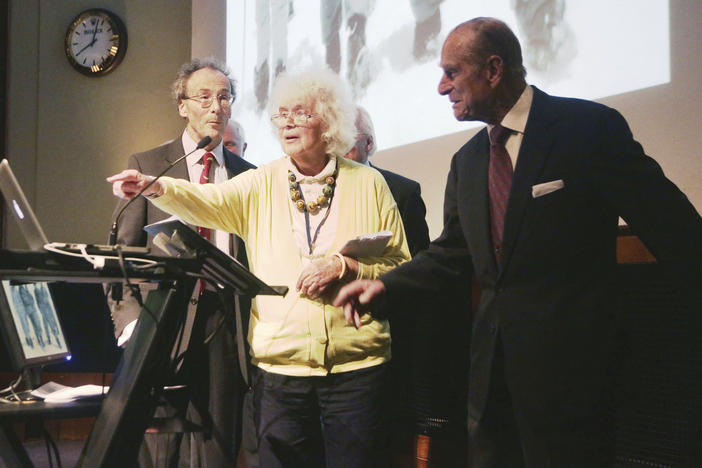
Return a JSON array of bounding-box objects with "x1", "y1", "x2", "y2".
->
[
  {"x1": 227, "y1": 0, "x2": 669, "y2": 166},
  {"x1": 2, "y1": 281, "x2": 68, "y2": 360}
]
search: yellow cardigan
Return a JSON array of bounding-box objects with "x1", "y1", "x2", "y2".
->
[{"x1": 152, "y1": 155, "x2": 410, "y2": 376}]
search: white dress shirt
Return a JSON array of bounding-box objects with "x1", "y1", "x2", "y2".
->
[{"x1": 488, "y1": 84, "x2": 534, "y2": 170}]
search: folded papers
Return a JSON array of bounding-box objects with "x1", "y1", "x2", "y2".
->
[
  {"x1": 338, "y1": 231, "x2": 392, "y2": 258},
  {"x1": 31, "y1": 381, "x2": 108, "y2": 402}
]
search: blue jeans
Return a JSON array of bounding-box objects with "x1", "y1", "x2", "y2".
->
[{"x1": 242, "y1": 363, "x2": 391, "y2": 467}]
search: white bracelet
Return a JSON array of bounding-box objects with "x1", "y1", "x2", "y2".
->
[{"x1": 333, "y1": 252, "x2": 346, "y2": 280}]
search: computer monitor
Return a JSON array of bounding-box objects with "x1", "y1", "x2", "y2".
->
[{"x1": 0, "y1": 280, "x2": 72, "y2": 371}]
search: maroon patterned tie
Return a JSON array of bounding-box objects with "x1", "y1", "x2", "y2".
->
[
  {"x1": 488, "y1": 124, "x2": 513, "y2": 262},
  {"x1": 197, "y1": 152, "x2": 214, "y2": 241}
]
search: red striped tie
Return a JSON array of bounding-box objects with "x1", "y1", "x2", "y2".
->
[
  {"x1": 197, "y1": 152, "x2": 214, "y2": 241},
  {"x1": 488, "y1": 124, "x2": 512, "y2": 262}
]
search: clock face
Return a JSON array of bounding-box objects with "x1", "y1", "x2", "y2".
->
[{"x1": 65, "y1": 9, "x2": 127, "y2": 76}]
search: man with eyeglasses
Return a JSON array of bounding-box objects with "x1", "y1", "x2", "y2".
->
[{"x1": 109, "y1": 57, "x2": 255, "y2": 467}]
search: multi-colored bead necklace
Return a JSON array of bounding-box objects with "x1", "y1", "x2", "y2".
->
[{"x1": 288, "y1": 169, "x2": 337, "y2": 213}]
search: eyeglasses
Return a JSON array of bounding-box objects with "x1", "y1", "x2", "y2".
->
[
  {"x1": 182, "y1": 93, "x2": 234, "y2": 108},
  {"x1": 270, "y1": 110, "x2": 316, "y2": 128}
]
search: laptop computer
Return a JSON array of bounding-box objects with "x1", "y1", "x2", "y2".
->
[
  {"x1": 0, "y1": 159, "x2": 49, "y2": 251},
  {"x1": 0, "y1": 158, "x2": 148, "y2": 256}
]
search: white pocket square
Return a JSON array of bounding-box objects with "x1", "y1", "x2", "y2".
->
[{"x1": 532, "y1": 179, "x2": 564, "y2": 198}]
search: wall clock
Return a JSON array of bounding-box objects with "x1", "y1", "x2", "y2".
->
[{"x1": 65, "y1": 9, "x2": 127, "y2": 77}]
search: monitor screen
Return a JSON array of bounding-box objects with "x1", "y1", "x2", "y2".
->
[{"x1": 0, "y1": 281, "x2": 71, "y2": 370}]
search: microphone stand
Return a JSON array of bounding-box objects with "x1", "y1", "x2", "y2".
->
[{"x1": 108, "y1": 135, "x2": 212, "y2": 301}]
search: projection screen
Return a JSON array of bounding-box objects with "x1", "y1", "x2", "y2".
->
[{"x1": 226, "y1": 0, "x2": 669, "y2": 167}]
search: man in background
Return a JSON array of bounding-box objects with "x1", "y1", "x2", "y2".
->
[
  {"x1": 345, "y1": 106, "x2": 429, "y2": 256},
  {"x1": 223, "y1": 119, "x2": 247, "y2": 157},
  {"x1": 337, "y1": 18, "x2": 702, "y2": 467},
  {"x1": 110, "y1": 57, "x2": 255, "y2": 467}
]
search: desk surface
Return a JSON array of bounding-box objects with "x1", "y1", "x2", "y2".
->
[{"x1": 0, "y1": 397, "x2": 103, "y2": 423}]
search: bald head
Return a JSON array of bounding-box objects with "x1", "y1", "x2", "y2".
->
[
  {"x1": 344, "y1": 106, "x2": 376, "y2": 164},
  {"x1": 223, "y1": 120, "x2": 247, "y2": 157}
]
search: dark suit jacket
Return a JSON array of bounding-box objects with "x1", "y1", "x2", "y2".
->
[
  {"x1": 371, "y1": 164, "x2": 429, "y2": 256},
  {"x1": 381, "y1": 87, "x2": 702, "y2": 464},
  {"x1": 110, "y1": 137, "x2": 255, "y2": 336}
]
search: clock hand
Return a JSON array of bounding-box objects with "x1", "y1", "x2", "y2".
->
[
  {"x1": 75, "y1": 41, "x2": 94, "y2": 57},
  {"x1": 75, "y1": 21, "x2": 100, "y2": 57},
  {"x1": 90, "y1": 21, "x2": 98, "y2": 46}
]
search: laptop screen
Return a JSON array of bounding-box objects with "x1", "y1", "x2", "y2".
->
[
  {"x1": 0, "y1": 158, "x2": 49, "y2": 251},
  {"x1": 0, "y1": 281, "x2": 72, "y2": 371}
]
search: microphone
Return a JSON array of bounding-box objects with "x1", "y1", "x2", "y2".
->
[
  {"x1": 107, "y1": 135, "x2": 211, "y2": 303},
  {"x1": 108, "y1": 135, "x2": 212, "y2": 245}
]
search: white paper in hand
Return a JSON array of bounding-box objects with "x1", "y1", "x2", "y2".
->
[{"x1": 338, "y1": 231, "x2": 392, "y2": 258}]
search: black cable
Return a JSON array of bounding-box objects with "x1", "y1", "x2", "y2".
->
[
  {"x1": 43, "y1": 427, "x2": 63, "y2": 468},
  {"x1": 130, "y1": 261, "x2": 170, "y2": 271},
  {"x1": 44, "y1": 433, "x2": 53, "y2": 468},
  {"x1": 168, "y1": 302, "x2": 189, "y2": 378},
  {"x1": 116, "y1": 247, "x2": 144, "y2": 307},
  {"x1": 115, "y1": 246, "x2": 159, "y2": 324},
  {"x1": 202, "y1": 286, "x2": 231, "y2": 345},
  {"x1": 203, "y1": 314, "x2": 226, "y2": 345}
]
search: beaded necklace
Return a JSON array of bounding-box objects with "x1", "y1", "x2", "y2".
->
[
  {"x1": 288, "y1": 165, "x2": 338, "y2": 255},
  {"x1": 288, "y1": 169, "x2": 337, "y2": 213}
]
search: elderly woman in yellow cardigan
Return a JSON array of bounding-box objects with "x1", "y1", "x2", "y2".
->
[{"x1": 108, "y1": 67, "x2": 409, "y2": 467}]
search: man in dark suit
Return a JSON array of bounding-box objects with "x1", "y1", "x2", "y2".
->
[
  {"x1": 336, "y1": 18, "x2": 702, "y2": 467},
  {"x1": 110, "y1": 58, "x2": 255, "y2": 467}
]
